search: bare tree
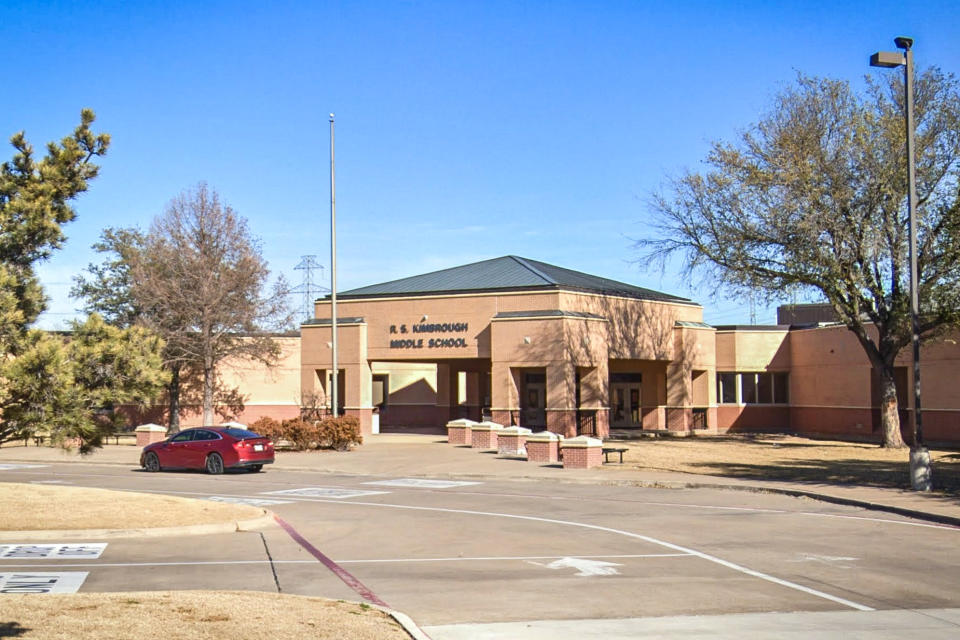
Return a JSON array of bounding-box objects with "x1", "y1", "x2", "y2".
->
[
  {"x1": 639, "y1": 70, "x2": 960, "y2": 448},
  {"x1": 132, "y1": 183, "x2": 291, "y2": 425}
]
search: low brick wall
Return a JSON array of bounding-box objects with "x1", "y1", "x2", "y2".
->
[
  {"x1": 447, "y1": 425, "x2": 472, "y2": 445},
  {"x1": 471, "y1": 428, "x2": 500, "y2": 449},
  {"x1": 525, "y1": 431, "x2": 562, "y2": 463},
  {"x1": 560, "y1": 436, "x2": 603, "y2": 469},
  {"x1": 497, "y1": 426, "x2": 531, "y2": 456},
  {"x1": 446, "y1": 419, "x2": 478, "y2": 445},
  {"x1": 135, "y1": 424, "x2": 167, "y2": 447}
]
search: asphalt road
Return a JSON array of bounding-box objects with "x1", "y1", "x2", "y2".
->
[{"x1": 2, "y1": 461, "x2": 960, "y2": 639}]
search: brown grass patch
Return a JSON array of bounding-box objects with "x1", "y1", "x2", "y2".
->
[
  {"x1": 0, "y1": 591, "x2": 410, "y2": 639},
  {"x1": 0, "y1": 483, "x2": 264, "y2": 531},
  {"x1": 609, "y1": 434, "x2": 960, "y2": 493}
]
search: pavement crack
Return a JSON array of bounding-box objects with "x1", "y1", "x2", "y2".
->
[{"x1": 259, "y1": 531, "x2": 282, "y2": 593}]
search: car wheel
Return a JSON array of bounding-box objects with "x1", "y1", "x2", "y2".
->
[
  {"x1": 144, "y1": 452, "x2": 161, "y2": 472},
  {"x1": 249, "y1": 464, "x2": 263, "y2": 473},
  {"x1": 205, "y1": 453, "x2": 224, "y2": 475}
]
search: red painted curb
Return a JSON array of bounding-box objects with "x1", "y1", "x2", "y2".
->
[{"x1": 273, "y1": 513, "x2": 391, "y2": 608}]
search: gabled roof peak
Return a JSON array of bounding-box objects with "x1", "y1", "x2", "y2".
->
[{"x1": 336, "y1": 256, "x2": 693, "y2": 304}]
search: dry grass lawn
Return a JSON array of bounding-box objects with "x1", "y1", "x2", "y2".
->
[
  {"x1": 0, "y1": 483, "x2": 265, "y2": 531},
  {"x1": 0, "y1": 591, "x2": 410, "y2": 639},
  {"x1": 0, "y1": 485, "x2": 411, "y2": 639},
  {"x1": 608, "y1": 434, "x2": 960, "y2": 493}
]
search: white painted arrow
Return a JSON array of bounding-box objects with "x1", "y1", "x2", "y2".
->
[
  {"x1": 792, "y1": 554, "x2": 858, "y2": 568},
  {"x1": 544, "y1": 557, "x2": 622, "y2": 577}
]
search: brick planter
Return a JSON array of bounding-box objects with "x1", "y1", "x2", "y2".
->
[
  {"x1": 560, "y1": 435, "x2": 603, "y2": 469},
  {"x1": 469, "y1": 420, "x2": 504, "y2": 449},
  {"x1": 446, "y1": 419, "x2": 478, "y2": 445},
  {"x1": 497, "y1": 426, "x2": 531, "y2": 456},
  {"x1": 135, "y1": 423, "x2": 168, "y2": 447},
  {"x1": 525, "y1": 431, "x2": 562, "y2": 463}
]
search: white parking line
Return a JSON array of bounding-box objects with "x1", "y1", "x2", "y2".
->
[
  {"x1": 8, "y1": 471, "x2": 953, "y2": 531},
  {"x1": 303, "y1": 498, "x2": 877, "y2": 611},
  {"x1": 363, "y1": 479, "x2": 481, "y2": 489},
  {"x1": 0, "y1": 553, "x2": 691, "y2": 569},
  {"x1": 262, "y1": 487, "x2": 389, "y2": 499},
  {"x1": 130, "y1": 486, "x2": 960, "y2": 530},
  {"x1": 206, "y1": 496, "x2": 293, "y2": 506}
]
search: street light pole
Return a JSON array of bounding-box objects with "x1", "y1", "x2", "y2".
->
[{"x1": 871, "y1": 37, "x2": 932, "y2": 491}]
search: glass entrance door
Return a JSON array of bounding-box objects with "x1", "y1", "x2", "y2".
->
[
  {"x1": 521, "y1": 373, "x2": 547, "y2": 428},
  {"x1": 610, "y1": 383, "x2": 642, "y2": 427}
]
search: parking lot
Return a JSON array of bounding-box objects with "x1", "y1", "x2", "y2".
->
[{"x1": 1, "y1": 441, "x2": 960, "y2": 638}]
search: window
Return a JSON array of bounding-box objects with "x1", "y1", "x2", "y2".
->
[
  {"x1": 718, "y1": 373, "x2": 738, "y2": 404},
  {"x1": 170, "y1": 431, "x2": 194, "y2": 442},
  {"x1": 741, "y1": 375, "x2": 758, "y2": 404},
  {"x1": 717, "y1": 372, "x2": 788, "y2": 405},
  {"x1": 223, "y1": 428, "x2": 258, "y2": 439},
  {"x1": 773, "y1": 373, "x2": 789, "y2": 404}
]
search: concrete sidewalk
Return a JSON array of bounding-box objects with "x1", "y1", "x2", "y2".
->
[{"x1": 2, "y1": 433, "x2": 958, "y2": 527}]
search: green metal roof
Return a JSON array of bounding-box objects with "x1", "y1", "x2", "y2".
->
[{"x1": 335, "y1": 256, "x2": 693, "y2": 304}]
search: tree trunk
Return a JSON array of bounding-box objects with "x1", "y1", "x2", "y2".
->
[
  {"x1": 168, "y1": 365, "x2": 181, "y2": 433},
  {"x1": 202, "y1": 358, "x2": 215, "y2": 426},
  {"x1": 877, "y1": 364, "x2": 907, "y2": 449}
]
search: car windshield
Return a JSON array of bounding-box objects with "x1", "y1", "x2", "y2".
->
[{"x1": 223, "y1": 428, "x2": 263, "y2": 440}]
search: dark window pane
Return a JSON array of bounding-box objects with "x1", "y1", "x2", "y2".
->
[
  {"x1": 719, "y1": 373, "x2": 737, "y2": 404},
  {"x1": 757, "y1": 373, "x2": 773, "y2": 404},
  {"x1": 742, "y1": 374, "x2": 758, "y2": 404},
  {"x1": 774, "y1": 373, "x2": 789, "y2": 404},
  {"x1": 223, "y1": 428, "x2": 262, "y2": 440}
]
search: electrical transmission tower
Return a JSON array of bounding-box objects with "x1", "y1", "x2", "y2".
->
[{"x1": 292, "y1": 255, "x2": 329, "y2": 322}]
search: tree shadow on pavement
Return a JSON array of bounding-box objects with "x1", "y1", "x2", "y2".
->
[{"x1": 686, "y1": 457, "x2": 960, "y2": 499}]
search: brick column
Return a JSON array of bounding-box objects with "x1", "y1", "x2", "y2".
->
[
  {"x1": 446, "y1": 418, "x2": 477, "y2": 445},
  {"x1": 547, "y1": 363, "x2": 577, "y2": 438},
  {"x1": 525, "y1": 431, "x2": 561, "y2": 463},
  {"x1": 560, "y1": 436, "x2": 603, "y2": 469}
]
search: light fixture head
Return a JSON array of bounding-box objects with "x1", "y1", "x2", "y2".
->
[
  {"x1": 870, "y1": 51, "x2": 904, "y2": 68},
  {"x1": 894, "y1": 36, "x2": 914, "y2": 50}
]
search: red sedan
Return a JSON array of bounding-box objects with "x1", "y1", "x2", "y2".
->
[{"x1": 140, "y1": 426, "x2": 274, "y2": 474}]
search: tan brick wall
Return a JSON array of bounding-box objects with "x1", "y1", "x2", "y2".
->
[
  {"x1": 447, "y1": 425, "x2": 472, "y2": 445},
  {"x1": 471, "y1": 429, "x2": 498, "y2": 449},
  {"x1": 526, "y1": 440, "x2": 559, "y2": 463},
  {"x1": 561, "y1": 445, "x2": 602, "y2": 469}
]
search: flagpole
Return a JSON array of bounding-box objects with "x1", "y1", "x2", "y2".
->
[{"x1": 329, "y1": 113, "x2": 338, "y2": 417}]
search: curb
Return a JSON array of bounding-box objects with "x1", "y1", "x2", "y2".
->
[
  {"x1": 373, "y1": 605, "x2": 433, "y2": 640},
  {"x1": 0, "y1": 510, "x2": 277, "y2": 541}
]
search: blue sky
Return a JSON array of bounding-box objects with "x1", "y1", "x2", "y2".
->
[{"x1": 3, "y1": 1, "x2": 958, "y2": 328}]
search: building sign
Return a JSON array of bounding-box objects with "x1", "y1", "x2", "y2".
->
[{"x1": 389, "y1": 321, "x2": 470, "y2": 349}]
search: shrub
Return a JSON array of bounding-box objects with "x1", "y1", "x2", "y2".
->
[
  {"x1": 280, "y1": 418, "x2": 319, "y2": 451},
  {"x1": 318, "y1": 415, "x2": 363, "y2": 451},
  {"x1": 249, "y1": 416, "x2": 282, "y2": 441}
]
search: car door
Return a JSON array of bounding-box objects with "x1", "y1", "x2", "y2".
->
[
  {"x1": 162, "y1": 430, "x2": 196, "y2": 467},
  {"x1": 188, "y1": 429, "x2": 221, "y2": 468}
]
